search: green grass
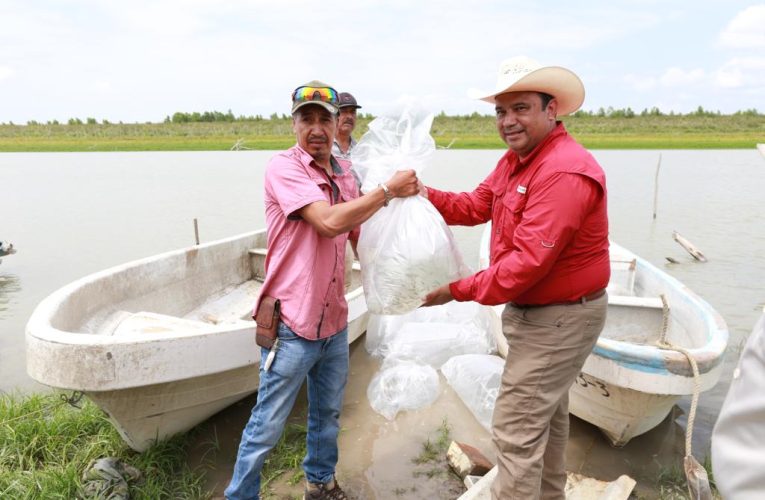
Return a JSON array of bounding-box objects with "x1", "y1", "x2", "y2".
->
[
  {"x1": 0, "y1": 392, "x2": 209, "y2": 499},
  {"x1": 0, "y1": 392, "x2": 330, "y2": 499},
  {"x1": 411, "y1": 419, "x2": 459, "y2": 482},
  {"x1": 412, "y1": 418, "x2": 452, "y2": 466},
  {"x1": 1, "y1": 113, "x2": 763, "y2": 151},
  {"x1": 260, "y1": 422, "x2": 308, "y2": 492},
  {"x1": 649, "y1": 459, "x2": 721, "y2": 500}
]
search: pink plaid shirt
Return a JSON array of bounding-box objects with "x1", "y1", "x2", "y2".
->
[{"x1": 255, "y1": 145, "x2": 360, "y2": 339}]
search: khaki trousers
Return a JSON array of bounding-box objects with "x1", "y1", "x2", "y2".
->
[{"x1": 491, "y1": 294, "x2": 607, "y2": 500}]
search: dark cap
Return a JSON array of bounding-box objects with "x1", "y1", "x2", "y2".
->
[{"x1": 338, "y1": 92, "x2": 362, "y2": 109}]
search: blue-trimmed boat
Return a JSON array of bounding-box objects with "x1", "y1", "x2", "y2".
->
[{"x1": 480, "y1": 224, "x2": 728, "y2": 446}]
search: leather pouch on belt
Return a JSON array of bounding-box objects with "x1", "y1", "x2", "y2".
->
[{"x1": 254, "y1": 296, "x2": 280, "y2": 349}]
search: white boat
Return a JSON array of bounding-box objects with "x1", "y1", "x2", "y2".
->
[
  {"x1": 26, "y1": 229, "x2": 368, "y2": 451},
  {"x1": 479, "y1": 223, "x2": 728, "y2": 446}
]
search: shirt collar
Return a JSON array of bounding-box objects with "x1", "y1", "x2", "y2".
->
[
  {"x1": 293, "y1": 144, "x2": 343, "y2": 175},
  {"x1": 503, "y1": 121, "x2": 568, "y2": 174},
  {"x1": 333, "y1": 136, "x2": 356, "y2": 151}
]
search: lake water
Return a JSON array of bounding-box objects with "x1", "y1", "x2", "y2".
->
[{"x1": 1, "y1": 149, "x2": 764, "y2": 496}]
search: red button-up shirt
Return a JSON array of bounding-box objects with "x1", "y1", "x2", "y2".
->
[{"x1": 427, "y1": 122, "x2": 610, "y2": 306}]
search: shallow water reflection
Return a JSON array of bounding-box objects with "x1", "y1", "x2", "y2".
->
[{"x1": 0, "y1": 272, "x2": 21, "y2": 319}]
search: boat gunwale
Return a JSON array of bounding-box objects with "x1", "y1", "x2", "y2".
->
[
  {"x1": 25, "y1": 229, "x2": 267, "y2": 344},
  {"x1": 592, "y1": 243, "x2": 728, "y2": 379}
]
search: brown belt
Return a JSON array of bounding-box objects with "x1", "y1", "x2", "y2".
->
[{"x1": 511, "y1": 288, "x2": 607, "y2": 308}]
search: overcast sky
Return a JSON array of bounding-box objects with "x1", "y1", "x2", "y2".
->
[{"x1": 1, "y1": 0, "x2": 764, "y2": 123}]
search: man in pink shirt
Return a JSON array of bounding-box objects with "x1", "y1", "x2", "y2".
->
[
  {"x1": 225, "y1": 81, "x2": 418, "y2": 500},
  {"x1": 421, "y1": 58, "x2": 610, "y2": 499}
]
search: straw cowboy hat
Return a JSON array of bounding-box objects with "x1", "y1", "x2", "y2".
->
[{"x1": 469, "y1": 56, "x2": 585, "y2": 116}]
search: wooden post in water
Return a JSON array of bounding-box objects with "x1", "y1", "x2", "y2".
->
[
  {"x1": 653, "y1": 153, "x2": 662, "y2": 219},
  {"x1": 673, "y1": 231, "x2": 707, "y2": 262},
  {"x1": 193, "y1": 218, "x2": 200, "y2": 245}
]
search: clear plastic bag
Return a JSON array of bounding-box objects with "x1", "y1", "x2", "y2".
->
[
  {"x1": 353, "y1": 103, "x2": 469, "y2": 315},
  {"x1": 352, "y1": 102, "x2": 436, "y2": 194},
  {"x1": 366, "y1": 359, "x2": 441, "y2": 420},
  {"x1": 366, "y1": 301, "x2": 497, "y2": 360},
  {"x1": 441, "y1": 354, "x2": 505, "y2": 432},
  {"x1": 385, "y1": 321, "x2": 495, "y2": 367}
]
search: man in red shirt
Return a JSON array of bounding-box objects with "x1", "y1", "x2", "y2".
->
[{"x1": 421, "y1": 56, "x2": 610, "y2": 499}]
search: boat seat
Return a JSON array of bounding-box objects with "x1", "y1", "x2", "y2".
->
[
  {"x1": 609, "y1": 295, "x2": 663, "y2": 309},
  {"x1": 184, "y1": 279, "x2": 262, "y2": 325},
  {"x1": 608, "y1": 258, "x2": 637, "y2": 295},
  {"x1": 603, "y1": 295, "x2": 666, "y2": 344},
  {"x1": 112, "y1": 312, "x2": 215, "y2": 337},
  {"x1": 248, "y1": 248, "x2": 267, "y2": 282}
]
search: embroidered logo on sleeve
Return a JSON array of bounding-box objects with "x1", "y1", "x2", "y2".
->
[{"x1": 517, "y1": 185, "x2": 527, "y2": 194}]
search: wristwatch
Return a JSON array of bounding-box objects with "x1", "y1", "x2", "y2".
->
[{"x1": 378, "y1": 183, "x2": 393, "y2": 207}]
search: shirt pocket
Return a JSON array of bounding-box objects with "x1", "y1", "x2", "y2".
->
[
  {"x1": 310, "y1": 175, "x2": 334, "y2": 204},
  {"x1": 336, "y1": 173, "x2": 359, "y2": 202},
  {"x1": 501, "y1": 193, "x2": 528, "y2": 233}
]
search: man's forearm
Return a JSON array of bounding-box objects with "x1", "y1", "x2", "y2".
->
[{"x1": 299, "y1": 186, "x2": 390, "y2": 238}]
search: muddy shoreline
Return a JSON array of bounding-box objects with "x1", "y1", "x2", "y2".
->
[{"x1": 189, "y1": 337, "x2": 698, "y2": 499}]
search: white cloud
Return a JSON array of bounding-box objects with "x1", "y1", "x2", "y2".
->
[
  {"x1": 92, "y1": 80, "x2": 113, "y2": 93},
  {"x1": 0, "y1": 65, "x2": 14, "y2": 81},
  {"x1": 715, "y1": 57, "x2": 765, "y2": 88},
  {"x1": 2, "y1": 1, "x2": 764, "y2": 121},
  {"x1": 659, "y1": 67, "x2": 705, "y2": 87},
  {"x1": 718, "y1": 4, "x2": 765, "y2": 49},
  {"x1": 624, "y1": 74, "x2": 657, "y2": 92}
]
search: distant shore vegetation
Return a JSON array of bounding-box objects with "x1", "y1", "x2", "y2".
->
[{"x1": 1, "y1": 106, "x2": 763, "y2": 151}]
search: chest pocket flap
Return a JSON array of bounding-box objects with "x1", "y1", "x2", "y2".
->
[{"x1": 502, "y1": 192, "x2": 528, "y2": 218}]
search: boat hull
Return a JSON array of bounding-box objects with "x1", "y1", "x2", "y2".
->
[
  {"x1": 480, "y1": 225, "x2": 728, "y2": 446},
  {"x1": 88, "y1": 364, "x2": 259, "y2": 451},
  {"x1": 569, "y1": 373, "x2": 679, "y2": 447},
  {"x1": 571, "y1": 243, "x2": 727, "y2": 445}
]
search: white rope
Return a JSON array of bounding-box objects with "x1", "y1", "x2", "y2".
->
[
  {"x1": 656, "y1": 293, "x2": 701, "y2": 458},
  {"x1": 655, "y1": 294, "x2": 712, "y2": 499}
]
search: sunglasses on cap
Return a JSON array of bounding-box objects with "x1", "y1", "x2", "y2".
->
[{"x1": 292, "y1": 85, "x2": 339, "y2": 106}]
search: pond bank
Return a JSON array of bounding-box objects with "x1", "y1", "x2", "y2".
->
[
  {"x1": 1, "y1": 339, "x2": 719, "y2": 499},
  {"x1": 1, "y1": 113, "x2": 763, "y2": 151}
]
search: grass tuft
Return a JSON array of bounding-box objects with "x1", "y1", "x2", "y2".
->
[
  {"x1": 260, "y1": 422, "x2": 308, "y2": 492},
  {"x1": 0, "y1": 392, "x2": 210, "y2": 499}
]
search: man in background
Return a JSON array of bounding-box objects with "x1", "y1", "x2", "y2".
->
[{"x1": 332, "y1": 92, "x2": 362, "y2": 162}]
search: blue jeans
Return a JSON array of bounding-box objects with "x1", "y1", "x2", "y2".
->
[{"x1": 225, "y1": 322, "x2": 349, "y2": 500}]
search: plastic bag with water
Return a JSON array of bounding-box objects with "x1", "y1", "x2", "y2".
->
[
  {"x1": 353, "y1": 103, "x2": 469, "y2": 315},
  {"x1": 366, "y1": 359, "x2": 441, "y2": 420},
  {"x1": 441, "y1": 354, "x2": 505, "y2": 432},
  {"x1": 365, "y1": 301, "x2": 501, "y2": 358},
  {"x1": 366, "y1": 301, "x2": 498, "y2": 365}
]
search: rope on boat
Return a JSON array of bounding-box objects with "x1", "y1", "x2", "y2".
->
[
  {"x1": 61, "y1": 390, "x2": 85, "y2": 408},
  {"x1": 655, "y1": 294, "x2": 712, "y2": 499},
  {"x1": 0, "y1": 391, "x2": 83, "y2": 426}
]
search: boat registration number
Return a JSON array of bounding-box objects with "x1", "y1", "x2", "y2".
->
[{"x1": 575, "y1": 373, "x2": 610, "y2": 398}]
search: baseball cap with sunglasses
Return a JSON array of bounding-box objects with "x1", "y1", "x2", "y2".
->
[{"x1": 291, "y1": 80, "x2": 340, "y2": 114}]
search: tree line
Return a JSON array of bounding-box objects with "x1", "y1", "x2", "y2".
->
[{"x1": 7, "y1": 106, "x2": 762, "y2": 127}]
